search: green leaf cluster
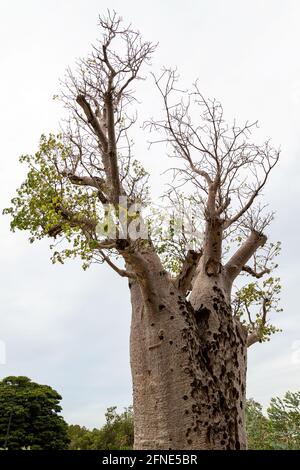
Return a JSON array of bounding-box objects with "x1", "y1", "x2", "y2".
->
[{"x1": 3, "y1": 134, "x2": 101, "y2": 269}]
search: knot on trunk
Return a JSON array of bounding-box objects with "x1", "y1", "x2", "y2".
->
[{"x1": 205, "y1": 258, "x2": 222, "y2": 277}]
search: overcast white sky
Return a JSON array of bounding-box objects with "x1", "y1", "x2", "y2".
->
[{"x1": 0, "y1": 0, "x2": 300, "y2": 428}]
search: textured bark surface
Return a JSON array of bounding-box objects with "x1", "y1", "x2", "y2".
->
[{"x1": 129, "y1": 254, "x2": 248, "y2": 450}]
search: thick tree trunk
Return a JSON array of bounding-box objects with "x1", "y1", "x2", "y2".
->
[{"x1": 129, "y1": 266, "x2": 248, "y2": 450}]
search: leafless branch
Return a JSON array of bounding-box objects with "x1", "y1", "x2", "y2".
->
[
  {"x1": 175, "y1": 249, "x2": 202, "y2": 294},
  {"x1": 241, "y1": 266, "x2": 270, "y2": 278},
  {"x1": 225, "y1": 230, "x2": 267, "y2": 282}
]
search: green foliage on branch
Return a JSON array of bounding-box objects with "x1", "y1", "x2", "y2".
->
[
  {"x1": 233, "y1": 241, "x2": 283, "y2": 343},
  {"x1": 3, "y1": 134, "x2": 101, "y2": 269}
]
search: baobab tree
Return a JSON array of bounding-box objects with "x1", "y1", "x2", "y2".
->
[{"x1": 4, "y1": 12, "x2": 282, "y2": 450}]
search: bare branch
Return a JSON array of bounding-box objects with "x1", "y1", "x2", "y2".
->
[
  {"x1": 104, "y1": 90, "x2": 122, "y2": 203},
  {"x1": 225, "y1": 230, "x2": 267, "y2": 282},
  {"x1": 98, "y1": 249, "x2": 136, "y2": 278},
  {"x1": 241, "y1": 265, "x2": 270, "y2": 278},
  {"x1": 76, "y1": 95, "x2": 108, "y2": 151},
  {"x1": 46, "y1": 204, "x2": 97, "y2": 239},
  {"x1": 175, "y1": 249, "x2": 202, "y2": 294},
  {"x1": 224, "y1": 147, "x2": 280, "y2": 228},
  {"x1": 58, "y1": 14, "x2": 155, "y2": 210},
  {"x1": 63, "y1": 172, "x2": 105, "y2": 189}
]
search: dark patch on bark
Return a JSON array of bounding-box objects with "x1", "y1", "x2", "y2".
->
[
  {"x1": 205, "y1": 258, "x2": 222, "y2": 277},
  {"x1": 115, "y1": 239, "x2": 130, "y2": 250},
  {"x1": 195, "y1": 306, "x2": 210, "y2": 320}
]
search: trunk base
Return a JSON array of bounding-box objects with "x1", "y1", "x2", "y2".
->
[{"x1": 130, "y1": 278, "x2": 247, "y2": 450}]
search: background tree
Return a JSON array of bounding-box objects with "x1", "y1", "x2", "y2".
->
[
  {"x1": 94, "y1": 406, "x2": 134, "y2": 450},
  {"x1": 0, "y1": 376, "x2": 69, "y2": 450},
  {"x1": 246, "y1": 392, "x2": 300, "y2": 450},
  {"x1": 68, "y1": 406, "x2": 133, "y2": 450},
  {"x1": 68, "y1": 424, "x2": 94, "y2": 450},
  {"x1": 246, "y1": 399, "x2": 272, "y2": 450},
  {"x1": 267, "y1": 391, "x2": 300, "y2": 449},
  {"x1": 67, "y1": 393, "x2": 300, "y2": 450},
  {"x1": 4, "y1": 12, "x2": 282, "y2": 449}
]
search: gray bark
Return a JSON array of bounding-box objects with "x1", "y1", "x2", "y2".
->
[{"x1": 129, "y1": 255, "x2": 248, "y2": 450}]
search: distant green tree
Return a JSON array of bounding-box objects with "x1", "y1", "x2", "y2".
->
[
  {"x1": 93, "y1": 406, "x2": 133, "y2": 450},
  {"x1": 246, "y1": 391, "x2": 300, "y2": 450},
  {"x1": 0, "y1": 376, "x2": 69, "y2": 450},
  {"x1": 246, "y1": 399, "x2": 271, "y2": 449},
  {"x1": 267, "y1": 391, "x2": 300, "y2": 449},
  {"x1": 68, "y1": 406, "x2": 133, "y2": 450},
  {"x1": 68, "y1": 393, "x2": 300, "y2": 450},
  {"x1": 68, "y1": 424, "x2": 94, "y2": 450}
]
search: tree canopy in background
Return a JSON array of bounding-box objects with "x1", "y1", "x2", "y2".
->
[
  {"x1": 68, "y1": 406, "x2": 133, "y2": 450},
  {"x1": 67, "y1": 392, "x2": 300, "y2": 450},
  {"x1": 0, "y1": 376, "x2": 69, "y2": 450},
  {"x1": 246, "y1": 391, "x2": 300, "y2": 449},
  {"x1": 0, "y1": 378, "x2": 298, "y2": 450}
]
